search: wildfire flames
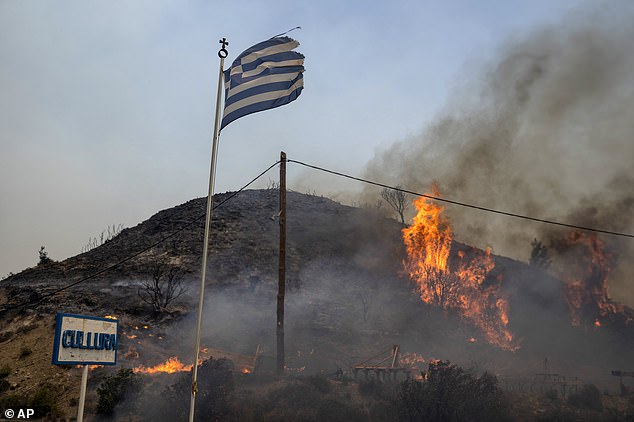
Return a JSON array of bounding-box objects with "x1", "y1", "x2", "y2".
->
[
  {"x1": 399, "y1": 352, "x2": 427, "y2": 368},
  {"x1": 133, "y1": 357, "x2": 192, "y2": 374},
  {"x1": 132, "y1": 348, "x2": 254, "y2": 376},
  {"x1": 552, "y1": 231, "x2": 622, "y2": 327},
  {"x1": 403, "y1": 193, "x2": 518, "y2": 351},
  {"x1": 76, "y1": 364, "x2": 104, "y2": 371}
]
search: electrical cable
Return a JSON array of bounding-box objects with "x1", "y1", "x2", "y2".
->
[
  {"x1": 5, "y1": 155, "x2": 632, "y2": 312},
  {"x1": 1, "y1": 160, "x2": 281, "y2": 312},
  {"x1": 287, "y1": 158, "x2": 634, "y2": 239}
]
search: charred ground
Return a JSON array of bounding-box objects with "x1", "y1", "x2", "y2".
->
[{"x1": 1, "y1": 189, "x2": 633, "y2": 420}]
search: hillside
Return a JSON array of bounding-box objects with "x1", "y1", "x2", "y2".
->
[{"x1": 1, "y1": 189, "x2": 633, "y2": 420}]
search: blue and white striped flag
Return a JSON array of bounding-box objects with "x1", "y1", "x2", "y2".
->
[{"x1": 220, "y1": 36, "x2": 304, "y2": 130}]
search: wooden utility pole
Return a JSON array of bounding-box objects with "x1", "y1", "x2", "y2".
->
[{"x1": 277, "y1": 151, "x2": 287, "y2": 375}]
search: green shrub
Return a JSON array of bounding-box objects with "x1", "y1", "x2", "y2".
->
[
  {"x1": 0, "y1": 363, "x2": 11, "y2": 378},
  {"x1": 0, "y1": 393, "x2": 28, "y2": 409},
  {"x1": 29, "y1": 385, "x2": 59, "y2": 418},
  {"x1": 0, "y1": 379, "x2": 10, "y2": 393},
  {"x1": 38, "y1": 246, "x2": 53, "y2": 265},
  {"x1": 19, "y1": 346, "x2": 32, "y2": 358},
  {"x1": 96, "y1": 368, "x2": 141, "y2": 414},
  {"x1": 37, "y1": 246, "x2": 53, "y2": 265},
  {"x1": 395, "y1": 360, "x2": 509, "y2": 422},
  {"x1": 567, "y1": 384, "x2": 602, "y2": 412}
]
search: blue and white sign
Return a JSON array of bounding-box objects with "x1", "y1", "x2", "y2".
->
[{"x1": 52, "y1": 313, "x2": 118, "y2": 365}]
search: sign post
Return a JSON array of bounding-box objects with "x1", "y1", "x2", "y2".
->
[
  {"x1": 52, "y1": 313, "x2": 118, "y2": 421},
  {"x1": 77, "y1": 365, "x2": 89, "y2": 422}
]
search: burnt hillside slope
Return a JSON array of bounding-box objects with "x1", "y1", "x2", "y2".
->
[
  {"x1": 1, "y1": 189, "x2": 403, "y2": 315},
  {"x1": 1, "y1": 189, "x2": 632, "y2": 390}
]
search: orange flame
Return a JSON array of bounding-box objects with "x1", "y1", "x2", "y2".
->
[
  {"x1": 75, "y1": 364, "x2": 104, "y2": 370},
  {"x1": 554, "y1": 232, "x2": 619, "y2": 327},
  {"x1": 403, "y1": 193, "x2": 517, "y2": 351},
  {"x1": 403, "y1": 195, "x2": 452, "y2": 275},
  {"x1": 399, "y1": 352, "x2": 427, "y2": 368},
  {"x1": 133, "y1": 357, "x2": 192, "y2": 374}
]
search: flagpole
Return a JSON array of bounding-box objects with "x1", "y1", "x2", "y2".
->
[{"x1": 189, "y1": 37, "x2": 228, "y2": 422}]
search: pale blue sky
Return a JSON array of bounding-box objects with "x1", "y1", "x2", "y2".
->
[{"x1": 0, "y1": 0, "x2": 587, "y2": 276}]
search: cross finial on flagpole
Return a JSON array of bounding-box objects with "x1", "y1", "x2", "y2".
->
[
  {"x1": 190, "y1": 35, "x2": 228, "y2": 422},
  {"x1": 218, "y1": 38, "x2": 229, "y2": 58}
]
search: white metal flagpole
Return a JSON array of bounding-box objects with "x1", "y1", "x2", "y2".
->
[{"x1": 189, "y1": 37, "x2": 228, "y2": 422}]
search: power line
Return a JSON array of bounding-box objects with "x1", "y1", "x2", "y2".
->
[
  {"x1": 1, "y1": 161, "x2": 281, "y2": 313},
  {"x1": 5, "y1": 155, "x2": 632, "y2": 312},
  {"x1": 287, "y1": 158, "x2": 634, "y2": 239}
]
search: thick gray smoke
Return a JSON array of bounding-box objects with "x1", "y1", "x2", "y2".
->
[{"x1": 363, "y1": 2, "x2": 634, "y2": 305}]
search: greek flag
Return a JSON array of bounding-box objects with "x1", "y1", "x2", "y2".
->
[{"x1": 220, "y1": 36, "x2": 304, "y2": 130}]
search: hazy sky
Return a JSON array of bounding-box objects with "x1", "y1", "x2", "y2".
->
[{"x1": 0, "y1": 0, "x2": 587, "y2": 276}]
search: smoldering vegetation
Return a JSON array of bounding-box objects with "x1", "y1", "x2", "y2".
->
[
  {"x1": 4, "y1": 185, "x2": 633, "y2": 419},
  {"x1": 361, "y1": 1, "x2": 634, "y2": 306},
  {"x1": 3, "y1": 3, "x2": 634, "y2": 419},
  {"x1": 98, "y1": 192, "x2": 634, "y2": 421},
  {"x1": 97, "y1": 357, "x2": 514, "y2": 421},
  {"x1": 99, "y1": 238, "x2": 634, "y2": 420}
]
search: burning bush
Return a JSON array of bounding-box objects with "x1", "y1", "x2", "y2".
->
[
  {"x1": 403, "y1": 194, "x2": 516, "y2": 350},
  {"x1": 395, "y1": 360, "x2": 509, "y2": 421},
  {"x1": 147, "y1": 358, "x2": 235, "y2": 422},
  {"x1": 547, "y1": 232, "x2": 622, "y2": 328}
]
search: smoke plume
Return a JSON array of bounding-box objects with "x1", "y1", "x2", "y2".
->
[{"x1": 363, "y1": 2, "x2": 634, "y2": 305}]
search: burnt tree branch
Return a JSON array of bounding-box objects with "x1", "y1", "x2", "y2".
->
[{"x1": 138, "y1": 263, "x2": 186, "y2": 314}]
